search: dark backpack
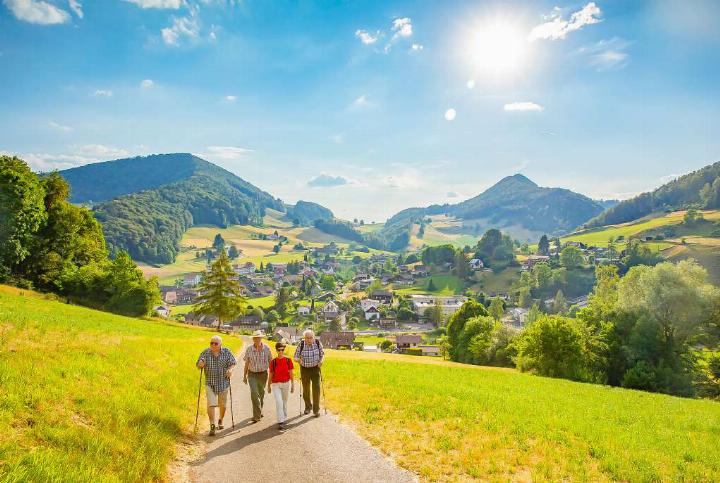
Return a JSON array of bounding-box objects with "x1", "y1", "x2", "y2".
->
[
  {"x1": 271, "y1": 357, "x2": 292, "y2": 372},
  {"x1": 298, "y1": 339, "x2": 320, "y2": 353}
]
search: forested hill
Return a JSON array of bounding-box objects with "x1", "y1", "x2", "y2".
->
[
  {"x1": 60, "y1": 153, "x2": 287, "y2": 264},
  {"x1": 378, "y1": 174, "x2": 606, "y2": 246},
  {"x1": 585, "y1": 161, "x2": 720, "y2": 228}
]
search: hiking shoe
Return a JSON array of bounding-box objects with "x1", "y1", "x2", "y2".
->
[
  {"x1": 217, "y1": 421, "x2": 224, "y2": 430},
  {"x1": 277, "y1": 422, "x2": 285, "y2": 430},
  {"x1": 209, "y1": 424, "x2": 216, "y2": 436},
  {"x1": 303, "y1": 409, "x2": 312, "y2": 415},
  {"x1": 313, "y1": 412, "x2": 320, "y2": 418}
]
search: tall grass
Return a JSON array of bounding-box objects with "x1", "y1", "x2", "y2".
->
[
  {"x1": 0, "y1": 286, "x2": 240, "y2": 482},
  {"x1": 322, "y1": 350, "x2": 720, "y2": 482}
]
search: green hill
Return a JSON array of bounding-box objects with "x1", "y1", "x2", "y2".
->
[
  {"x1": 0, "y1": 285, "x2": 240, "y2": 481},
  {"x1": 586, "y1": 160, "x2": 720, "y2": 228},
  {"x1": 59, "y1": 154, "x2": 335, "y2": 264},
  {"x1": 324, "y1": 350, "x2": 720, "y2": 481},
  {"x1": 380, "y1": 174, "x2": 606, "y2": 247},
  {"x1": 285, "y1": 200, "x2": 334, "y2": 225}
]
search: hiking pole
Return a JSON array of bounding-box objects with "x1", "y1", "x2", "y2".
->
[
  {"x1": 299, "y1": 373, "x2": 304, "y2": 417},
  {"x1": 320, "y1": 368, "x2": 328, "y2": 415},
  {"x1": 194, "y1": 367, "x2": 203, "y2": 433},
  {"x1": 229, "y1": 383, "x2": 235, "y2": 429}
]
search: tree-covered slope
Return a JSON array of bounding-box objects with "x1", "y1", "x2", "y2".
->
[
  {"x1": 60, "y1": 153, "x2": 285, "y2": 264},
  {"x1": 586, "y1": 161, "x2": 720, "y2": 228},
  {"x1": 379, "y1": 174, "x2": 605, "y2": 247},
  {"x1": 286, "y1": 200, "x2": 334, "y2": 225}
]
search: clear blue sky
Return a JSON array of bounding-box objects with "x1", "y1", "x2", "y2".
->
[{"x1": 1, "y1": 0, "x2": 719, "y2": 221}]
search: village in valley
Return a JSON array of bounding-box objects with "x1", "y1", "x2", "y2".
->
[{"x1": 149, "y1": 211, "x2": 658, "y2": 357}]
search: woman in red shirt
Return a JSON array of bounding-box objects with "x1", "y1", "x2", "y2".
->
[{"x1": 267, "y1": 340, "x2": 295, "y2": 429}]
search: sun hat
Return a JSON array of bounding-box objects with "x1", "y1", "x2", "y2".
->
[{"x1": 251, "y1": 330, "x2": 264, "y2": 338}]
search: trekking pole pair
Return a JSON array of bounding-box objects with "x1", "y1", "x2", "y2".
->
[{"x1": 194, "y1": 367, "x2": 235, "y2": 432}]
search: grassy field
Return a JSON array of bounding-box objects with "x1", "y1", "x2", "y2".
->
[
  {"x1": 322, "y1": 349, "x2": 720, "y2": 482},
  {"x1": 396, "y1": 274, "x2": 466, "y2": 296},
  {"x1": 469, "y1": 267, "x2": 522, "y2": 295},
  {"x1": 0, "y1": 285, "x2": 240, "y2": 482},
  {"x1": 561, "y1": 210, "x2": 720, "y2": 247}
]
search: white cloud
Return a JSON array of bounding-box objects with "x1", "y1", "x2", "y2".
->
[
  {"x1": 68, "y1": 0, "x2": 82, "y2": 18},
  {"x1": 123, "y1": 0, "x2": 182, "y2": 9},
  {"x1": 5, "y1": 144, "x2": 129, "y2": 172},
  {"x1": 580, "y1": 38, "x2": 631, "y2": 71},
  {"x1": 529, "y1": 2, "x2": 602, "y2": 41},
  {"x1": 355, "y1": 29, "x2": 379, "y2": 45},
  {"x1": 331, "y1": 133, "x2": 344, "y2": 144},
  {"x1": 205, "y1": 146, "x2": 252, "y2": 160},
  {"x1": 307, "y1": 174, "x2": 350, "y2": 188},
  {"x1": 140, "y1": 79, "x2": 154, "y2": 88},
  {"x1": 411, "y1": 43, "x2": 423, "y2": 51},
  {"x1": 391, "y1": 17, "x2": 412, "y2": 39},
  {"x1": 444, "y1": 108, "x2": 456, "y2": 121},
  {"x1": 92, "y1": 89, "x2": 113, "y2": 97},
  {"x1": 224, "y1": 95, "x2": 237, "y2": 102},
  {"x1": 3, "y1": 0, "x2": 71, "y2": 25},
  {"x1": 49, "y1": 121, "x2": 72, "y2": 132},
  {"x1": 503, "y1": 102, "x2": 544, "y2": 112},
  {"x1": 161, "y1": 13, "x2": 200, "y2": 46},
  {"x1": 466, "y1": 79, "x2": 475, "y2": 89},
  {"x1": 350, "y1": 94, "x2": 375, "y2": 110},
  {"x1": 659, "y1": 173, "x2": 680, "y2": 184}
]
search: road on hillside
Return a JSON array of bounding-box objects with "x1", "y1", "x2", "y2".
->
[{"x1": 187, "y1": 342, "x2": 416, "y2": 483}]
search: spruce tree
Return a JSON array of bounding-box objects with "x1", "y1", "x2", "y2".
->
[{"x1": 194, "y1": 250, "x2": 246, "y2": 330}]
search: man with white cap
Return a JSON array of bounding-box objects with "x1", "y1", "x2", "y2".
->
[
  {"x1": 243, "y1": 330, "x2": 272, "y2": 422},
  {"x1": 196, "y1": 335, "x2": 236, "y2": 436}
]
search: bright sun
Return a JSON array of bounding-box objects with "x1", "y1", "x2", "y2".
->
[{"x1": 470, "y1": 21, "x2": 527, "y2": 76}]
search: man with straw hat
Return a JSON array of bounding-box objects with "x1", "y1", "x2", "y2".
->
[
  {"x1": 196, "y1": 335, "x2": 236, "y2": 436},
  {"x1": 243, "y1": 330, "x2": 272, "y2": 422}
]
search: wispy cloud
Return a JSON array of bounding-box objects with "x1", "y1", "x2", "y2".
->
[
  {"x1": 204, "y1": 146, "x2": 252, "y2": 160},
  {"x1": 224, "y1": 95, "x2": 237, "y2": 102},
  {"x1": 411, "y1": 43, "x2": 423, "y2": 51},
  {"x1": 355, "y1": 29, "x2": 380, "y2": 45},
  {"x1": 49, "y1": 121, "x2": 72, "y2": 132},
  {"x1": 529, "y1": 2, "x2": 602, "y2": 41},
  {"x1": 161, "y1": 10, "x2": 200, "y2": 46},
  {"x1": 350, "y1": 94, "x2": 375, "y2": 110},
  {"x1": 68, "y1": 0, "x2": 82, "y2": 18},
  {"x1": 140, "y1": 79, "x2": 154, "y2": 88},
  {"x1": 4, "y1": 144, "x2": 130, "y2": 171},
  {"x1": 3, "y1": 0, "x2": 71, "y2": 25},
  {"x1": 579, "y1": 38, "x2": 631, "y2": 71},
  {"x1": 92, "y1": 89, "x2": 113, "y2": 97},
  {"x1": 123, "y1": 0, "x2": 182, "y2": 9},
  {"x1": 307, "y1": 174, "x2": 350, "y2": 188},
  {"x1": 504, "y1": 101, "x2": 544, "y2": 112}
]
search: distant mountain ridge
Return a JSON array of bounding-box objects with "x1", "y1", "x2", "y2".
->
[
  {"x1": 585, "y1": 161, "x2": 720, "y2": 228},
  {"x1": 59, "y1": 153, "x2": 331, "y2": 264},
  {"x1": 380, "y1": 174, "x2": 606, "y2": 245}
]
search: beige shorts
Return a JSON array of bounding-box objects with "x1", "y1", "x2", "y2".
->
[{"x1": 206, "y1": 386, "x2": 229, "y2": 408}]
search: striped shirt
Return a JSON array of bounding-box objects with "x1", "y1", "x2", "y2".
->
[
  {"x1": 293, "y1": 339, "x2": 324, "y2": 368},
  {"x1": 197, "y1": 347, "x2": 236, "y2": 394},
  {"x1": 244, "y1": 343, "x2": 272, "y2": 372}
]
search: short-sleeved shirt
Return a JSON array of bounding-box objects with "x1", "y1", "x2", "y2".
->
[
  {"x1": 197, "y1": 347, "x2": 236, "y2": 394},
  {"x1": 269, "y1": 357, "x2": 294, "y2": 383},
  {"x1": 244, "y1": 343, "x2": 272, "y2": 372},
  {"x1": 293, "y1": 339, "x2": 324, "y2": 368}
]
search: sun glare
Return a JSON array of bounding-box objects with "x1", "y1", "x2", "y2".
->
[{"x1": 470, "y1": 20, "x2": 527, "y2": 76}]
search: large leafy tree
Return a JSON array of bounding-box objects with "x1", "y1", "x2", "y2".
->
[
  {"x1": 194, "y1": 250, "x2": 246, "y2": 330},
  {"x1": 514, "y1": 315, "x2": 586, "y2": 380},
  {"x1": 0, "y1": 156, "x2": 46, "y2": 280},
  {"x1": 560, "y1": 246, "x2": 584, "y2": 269}
]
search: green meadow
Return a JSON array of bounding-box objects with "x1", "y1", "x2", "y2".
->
[
  {"x1": 322, "y1": 350, "x2": 720, "y2": 482},
  {"x1": 0, "y1": 286, "x2": 240, "y2": 482}
]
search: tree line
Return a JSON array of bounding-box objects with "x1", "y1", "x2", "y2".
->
[{"x1": 0, "y1": 156, "x2": 159, "y2": 316}]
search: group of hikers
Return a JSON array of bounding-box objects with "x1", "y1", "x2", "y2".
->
[{"x1": 195, "y1": 329, "x2": 325, "y2": 435}]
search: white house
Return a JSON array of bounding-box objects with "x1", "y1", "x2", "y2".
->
[
  {"x1": 183, "y1": 273, "x2": 202, "y2": 287},
  {"x1": 409, "y1": 295, "x2": 467, "y2": 317},
  {"x1": 469, "y1": 258, "x2": 484, "y2": 270},
  {"x1": 297, "y1": 306, "x2": 311, "y2": 316},
  {"x1": 153, "y1": 305, "x2": 170, "y2": 318}
]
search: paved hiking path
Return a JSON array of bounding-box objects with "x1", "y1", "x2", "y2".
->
[{"x1": 187, "y1": 342, "x2": 416, "y2": 482}]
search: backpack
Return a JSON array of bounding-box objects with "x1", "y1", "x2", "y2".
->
[
  {"x1": 271, "y1": 357, "x2": 291, "y2": 372},
  {"x1": 298, "y1": 339, "x2": 320, "y2": 353}
]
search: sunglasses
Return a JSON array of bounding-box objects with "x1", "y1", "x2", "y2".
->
[
  {"x1": 277, "y1": 346, "x2": 285, "y2": 350},
  {"x1": 210, "y1": 342, "x2": 220, "y2": 346}
]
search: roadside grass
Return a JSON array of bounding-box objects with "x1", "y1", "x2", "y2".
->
[
  {"x1": 0, "y1": 287, "x2": 240, "y2": 482},
  {"x1": 322, "y1": 350, "x2": 720, "y2": 482}
]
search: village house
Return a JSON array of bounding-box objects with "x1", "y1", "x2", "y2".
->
[
  {"x1": 153, "y1": 305, "x2": 170, "y2": 318},
  {"x1": 320, "y1": 300, "x2": 341, "y2": 319},
  {"x1": 505, "y1": 307, "x2": 529, "y2": 328},
  {"x1": 370, "y1": 289, "x2": 393, "y2": 305},
  {"x1": 412, "y1": 265, "x2": 429, "y2": 277},
  {"x1": 389, "y1": 274, "x2": 414, "y2": 286},
  {"x1": 255, "y1": 285, "x2": 275, "y2": 297},
  {"x1": 274, "y1": 326, "x2": 299, "y2": 344},
  {"x1": 320, "y1": 331, "x2": 355, "y2": 350},
  {"x1": 232, "y1": 314, "x2": 263, "y2": 326},
  {"x1": 396, "y1": 334, "x2": 423, "y2": 350},
  {"x1": 521, "y1": 255, "x2": 550, "y2": 271},
  {"x1": 409, "y1": 295, "x2": 467, "y2": 317},
  {"x1": 359, "y1": 299, "x2": 381, "y2": 321},
  {"x1": 297, "y1": 305, "x2": 312, "y2": 316},
  {"x1": 183, "y1": 273, "x2": 202, "y2": 287},
  {"x1": 419, "y1": 345, "x2": 441, "y2": 357},
  {"x1": 469, "y1": 258, "x2": 484, "y2": 270},
  {"x1": 379, "y1": 316, "x2": 397, "y2": 329},
  {"x1": 160, "y1": 288, "x2": 178, "y2": 304}
]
